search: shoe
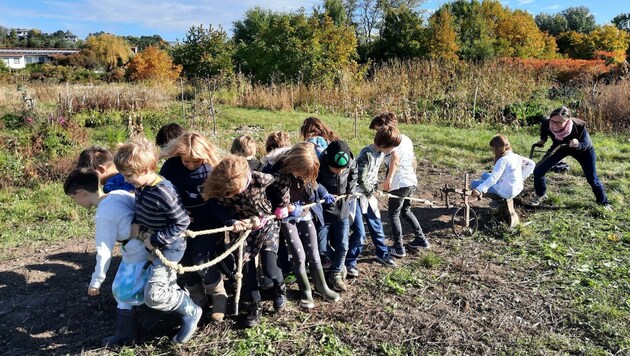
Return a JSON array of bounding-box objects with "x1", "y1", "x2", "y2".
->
[
  {"x1": 203, "y1": 279, "x2": 227, "y2": 322},
  {"x1": 283, "y1": 273, "x2": 297, "y2": 285},
  {"x1": 309, "y1": 265, "x2": 340, "y2": 302},
  {"x1": 328, "y1": 272, "x2": 347, "y2": 292},
  {"x1": 244, "y1": 301, "x2": 262, "y2": 328},
  {"x1": 602, "y1": 203, "x2": 613, "y2": 212},
  {"x1": 407, "y1": 237, "x2": 430, "y2": 250},
  {"x1": 273, "y1": 284, "x2": 287, "y2": 312},
  {"x1": 294, "y1": 271, "x2": 315, "y2": 309},
  {"x1": 375, "y1": 254, "x2": 397, "y2": 267},
  {"x1": 530, "y1": 194, "x2": 547, "y2": 206},
  {"x1": 346, "y1": 266, "x2": 359, "y2": 278},
  {"x1": 388, "y1": 246, "x2": 406, "y2": 258},
  {"x1": 341, "y1": 265, "x2": 347, "y2": 280},
  {"x1": 102, "y1": 308, "x2": 137, "y2": 346},
  {"x1": 171, "y1": 294, "x2": 202, "y2": 344}
]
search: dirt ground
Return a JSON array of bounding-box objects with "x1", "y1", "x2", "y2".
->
[{"x1": 0, "y1": 169, "x2": 564, "y2": 355}]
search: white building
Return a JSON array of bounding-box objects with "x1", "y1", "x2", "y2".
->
[
  {"x1": 0, "y1": 48, "x2": 80, "y2": 69},
  {"x1": 64, "y1": 31, "x2": 79, "y2": 43}
]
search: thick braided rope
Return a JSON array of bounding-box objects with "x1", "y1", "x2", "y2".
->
[
  {"x1": 152, "y1": 193, "x2": 353, "y2": 274},
  {"x1": 233, "y1": 242, "x2": 244, "y2": 315},
  {"x1": 375, "y1": 190, "x2": 437, "y2": 206}
]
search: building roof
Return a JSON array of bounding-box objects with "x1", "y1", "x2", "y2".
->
[{"x1": 0, "y1": 48, "x2": 80, "y2": 56}]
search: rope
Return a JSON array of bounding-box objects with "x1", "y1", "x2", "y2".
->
[{"x1": 375, "y1": 190, "x2": 437, "y2": 207}]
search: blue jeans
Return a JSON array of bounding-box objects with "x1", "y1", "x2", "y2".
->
[
  {"x1": 346, "y1": 203, "x2": 365, "y2": 269},
  {"x1": 318, "y1": 214, "x2": 349, "y2": 273},
  {"x1": 388, "y1": 186, "x2": 425, "y2": 250},
  {"x1": 471, "y1": 172, "x2": 500, "y2": 195},
  {"x1": 534, "y1": 146, "x2": 608, "y2": 204}
]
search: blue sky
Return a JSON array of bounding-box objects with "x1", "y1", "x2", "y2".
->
[{"x1": 0, "y1": 0, "x2": 628, "y2": 42}]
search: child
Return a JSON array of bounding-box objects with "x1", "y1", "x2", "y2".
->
[
  {"x1": 201, "y1": 155, "x2": 291, "y2": 328},
  {"x1": 262, "y1": 131, "x2": 292, "y2": 172},
  {"x1": 374, "y1": 125, "x2": 429, "y2": 257},
  {"x1": 261, "y1": 130, "x2": 293, "y2": 285},
  {"x1": 353, "y1": 142, "x2": 397, "y2": 268},
  {"x1": 155, "y1": 122, "x2": 186, "y2": 148},
  {"x1": 300, "y1": 117, "x2": 339, "y2": 157},
  {"x1": 231, "y1": 135, "x2": 264, "y2": 171},
  {"x1": 316, "y1": 140, "x2": 357, "y2": 292},
  {"x1": 159, "y1": 132, "x2": 228, "y2": 322},
  {"x1": 471, "y1": 134, "x2": 535, "y2": 201},
  {"x1": 76, "y1": 146, "x2": 134, "y2": 193},
  {"x1": 369, "y1": 111, "x2": 398, "y2": 131},
  {"x1": 63, "y1": 168, "x2": 149, "y2": 346},
  {"x1": 269, "y1": 142, "x2": 340, "y2": 307},
  {"x1": 114, "y1": 138, "x2": 200, "y2": 344}
]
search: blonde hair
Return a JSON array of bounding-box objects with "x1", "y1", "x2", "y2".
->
[
  {"x1": 159, "y1": 132, "x2": 220, "y2": 167},
  {"x1": 114, "y1": 137, "x2": 158, "y2": 173},
  {"x1": 490, "y1": 134, "x2": 512, "y2": 164},
  {"x1": 265, "y1": 131, "x2": 291, "y2": 153},
  {"x1": 230, "y1": 135, "x2": 257, "y2": 157},
  {"x1": 278, "y1": 142, "x2": 320, "y2": 186},
  {"x1": 201, "y1": 155, "x2": 250, "y2": 199}
]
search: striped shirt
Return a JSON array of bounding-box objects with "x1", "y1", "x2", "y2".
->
[{"x1": 135, "y1": 176, "x2": 190, "y2": 248}]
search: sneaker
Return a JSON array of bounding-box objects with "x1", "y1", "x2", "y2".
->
[
  {"x1": 530, "y1": 194, "x2": 548, "y2": 206},
  {"x1": 283, "y1": 273, "x2": 297, "y2": 285},
  {"x1": 244, "y1": 302, "x2": 262, "y2": 328},
  {"x1": 602, "y1": 203, "x2": 613, "y2": 212},
  {"x1": 273, "y1": 284, "x2": 287, "y2": 312},
  {"x1": 346, "y1": 266, "x2": 359, "y2": 278},
  {"x1": 388, "y1": 246, "x2": 406, "y2": 258},
  {"x1": 328, "y1": 272, "x2": 347, "y2": 292},
  {"x1": 407, "y1": 237, "x2": 430, "y2": 250},
  {"x1": 375, "y1": 254, "x2": 397, "y2": 267}
]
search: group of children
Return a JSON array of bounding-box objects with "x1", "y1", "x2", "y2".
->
[{"x1": 63, "y1": 111, "x2": 558, "y2": 346}]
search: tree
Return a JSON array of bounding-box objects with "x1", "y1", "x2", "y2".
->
[
  {"x1": 562, "y1": 6, "x2": 596, "y2": 34},
  {"x1": 426, "y1": 7, "x2": 459, "y2": 61},
  {"x1": 535, "y1": 13, "x2": 568, "y2": 36},
  {"x1": 233, "y1": 8, "x2": 357, "y2": 85},
  {"x1": 125, "y1": 35, "x2": 168, "y2": 51},
  {"x1": 612, "y1": 13, "x2": 630, "y2": 32},
  {"x1": 373, "y1": 6, "x2": 426, "y2": 60},
  {"x1": 126, "y1": 46, "x2": 182, "y2": 82},
  {"x1": 85, "y1": 33, "x2": 132, "y2": 70},
  {"x1": 589, "y1": 25, "x2": 630, "y2": 63},
  {"x1": 322, "y1": 0, "x2": 348, "y2": 26},
  {"x1": 171, "y1": 25, "x2": 234, "y2": 79},
  {"x1": 555, "y1": 31, "x2": 594, "y2": 59}
]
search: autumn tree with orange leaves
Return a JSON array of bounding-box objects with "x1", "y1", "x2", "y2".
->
[{"x1": 126, "y1": 46, "x2": 182, "y2": 82}]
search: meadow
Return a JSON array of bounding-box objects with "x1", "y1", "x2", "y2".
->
[{"x1": 0, "y1": 98, "x2": 628, "y2": 355}]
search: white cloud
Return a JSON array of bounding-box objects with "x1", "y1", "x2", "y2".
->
[{"x1": 517, "y1": 0, "x2": 534, "y2": 4}]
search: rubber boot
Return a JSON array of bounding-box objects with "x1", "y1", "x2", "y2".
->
[
  {"x1": 102, "y1": 308, "x2": 137, "y2": 346},
  {"x1": 186, "y1": 283, "x2": 207, "y2": 309},
  {"x1": 171, "y1": 293, "x2": 202, "y2": 344},
  {"x1": 244, "y1": 301, "x2": 262, "y2": 328},
  {"x1": 204, "y1": 279, "x2": 228, "y2": 322},
  {"x1": 273, "y1": 283, "x2": 287, "y2": 311},
  {"x1": 309, "y1": 265, "x2": 340, "y2": 302},
  {"x1": 295, "y1": 271, "x2": 314, "y2": 309}
]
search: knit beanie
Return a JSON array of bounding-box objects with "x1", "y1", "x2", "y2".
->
[{"x1": 326, "y1": 140, "x2": 351, "y2": 168}]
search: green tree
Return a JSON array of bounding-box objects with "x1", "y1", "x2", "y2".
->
[
  {"x1": 612, "y1": 13, "x2": 630, "y2": 32},
  {"x1": 535, "y1": 13, "x2": 568, "y2": 36},
  {"x1": 171, "y1": 25, "x2": 234, "y2": 79},
  {"x1": 562, "y1": 6, "x2": 596, "y2": 34},
  {"x1": 555, "y1": 31, "x2": 594, "y2": 59},
  {"x1": 590, "y1": 25, "x2": 630, "y2": 62},
  {"x1": 373, "y1": 6, "x2": 425, "y2": 60},
  {"x1": 234, "y1": 8, "x2": 357, "y2": 85}
]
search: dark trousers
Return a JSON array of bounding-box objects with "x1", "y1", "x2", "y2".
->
[
  {"x1": 388, "y1": 186, "x2": 425, "y2": 249},
  {"x1": 242, "y1": 250, "x2": 283, "y2": 303},
  {"x1": 534, "y1": 146, "x2": 608, "y2": 204}
]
